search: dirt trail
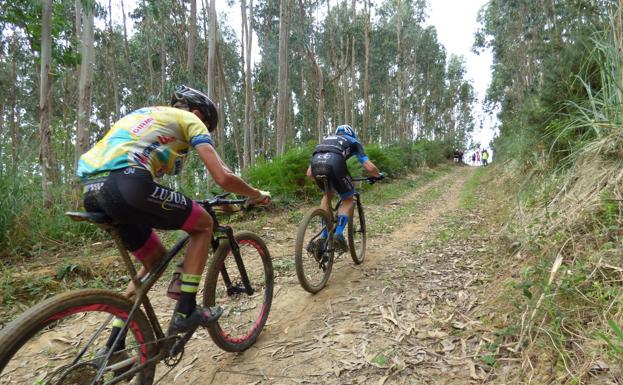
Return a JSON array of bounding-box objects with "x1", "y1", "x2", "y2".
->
[{"x1": 160, "y1": 166, "x2": 492, "y2": 385}]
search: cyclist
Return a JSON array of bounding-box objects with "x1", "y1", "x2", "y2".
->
[
  {"x1": 77, "y1": 85, "x2": 270, "y2": 356},
  {"x1": 306, "y1": 124, "x2": 383, "y2": 253}
]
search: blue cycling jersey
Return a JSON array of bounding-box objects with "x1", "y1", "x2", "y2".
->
[{"x1": 312, "y1": 135, "x2": 369, "y2": 164}]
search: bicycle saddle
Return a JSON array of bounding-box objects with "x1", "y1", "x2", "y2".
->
[{"x1": 65, "y1": 211, "x2": 112, "y2": 224}]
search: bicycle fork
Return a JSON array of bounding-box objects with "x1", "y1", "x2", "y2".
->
[{"x1": 216, "y1": 226, "x2": 255, "y2": 296}]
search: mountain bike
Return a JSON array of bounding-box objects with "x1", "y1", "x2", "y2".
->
[
  {"x1": 294, "y1": 176, "x2": 383, "y2": 294},
  {"x1": 0, "y1": 193, "x2": 273, "y2": 385}
]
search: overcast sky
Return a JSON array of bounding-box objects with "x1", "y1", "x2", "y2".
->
[{"x1": 426, "y1": 0, "x2": 497, "y2": 149}]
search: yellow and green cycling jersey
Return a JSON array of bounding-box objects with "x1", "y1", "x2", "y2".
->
[{"x1": 77, "y1": 106, "x2": 213, "y2": 180}]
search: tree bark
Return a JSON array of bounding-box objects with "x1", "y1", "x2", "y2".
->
[
  {"x1": 39, "y1": 0, "x2": 55, "y2": 204},
  {"x1": 275, "y1": 0, "x2": 290, "y2": 156},
  {"x1": 207, "y1": 0, "x2": 217, "y2": 98},
  {"x1": 363, "y1": 0, "x2": 370, "y2": 143},
  {"x1": 75, "y1": 2, "x2": 95, "y2": 174},
  {"x1": 242, "y1": 0, "x2": 255, "y2": 169},
  {"x1": 217, "y1": 43, "x2": 242, "y2": 165},
  {"x1": 108, "y1": 0, "x2": 120, "y2": 119},
  {"x1": 8, "y1": 35, "x2": 18, "y2": 175},
  {"x1": 143, "y1": 0, "x2": 155, "y2": 97},
  {"x1": 187, "y1": 0, "x2": 197, "y2": 80},
  {"x1": 121, "y1": 0, "x2": 135, "y2": 104},
  {"x1": 350, "y1": 0, "x2": 356, "y2": 129}
]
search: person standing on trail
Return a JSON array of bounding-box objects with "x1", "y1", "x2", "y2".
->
[
  {"x1": 482, "y1": 149, "x2": 490, "y2": 166},
  {"x1": 476, "y1": 151, "x2": 481, "y2": 165},
  {"x1": 471, "y1": 153, "x2": 476, "y2": 165},
  {"x1": 306, "y1": 124, "x2": 383, "y2": 252},
  {"x1": 77, "y1": 85, "x2": 271, "y2": 359}
]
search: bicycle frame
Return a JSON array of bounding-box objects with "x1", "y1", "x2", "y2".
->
[{"x1": 69, "y1": 194, "x2": 256, "y2": 384}]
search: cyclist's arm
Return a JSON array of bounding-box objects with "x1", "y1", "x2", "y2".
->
[
  {"x1": 362, "y1": 160, "x2": 381, "y2": 178},
  {"x1": 196, "y1": 144, "x2": 261, "y2": 198},
  {"x1": 306, "y1": 165, "x2": 314, "y2": 180}
]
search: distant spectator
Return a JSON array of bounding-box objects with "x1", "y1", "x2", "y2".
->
[
  {"x1": 471, "y1": 153, "x2": 476, "y2": 165},
  {"x1": 482, "y1": 149, "x2": 490, "y2": 166},
  {"x1": 453, "y1": 149, "x2": 460, "y2": 163},
  {"x1": 476, "y1": 151, "x2": 481, "y2": 165}
]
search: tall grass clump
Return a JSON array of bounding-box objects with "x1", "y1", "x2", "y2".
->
[
  {"x1": 0, "y1": 175, "x2": 98, "y2": 257},
  {"x1": 493, "y1": 10, "x2": 623, "y2": 383}
]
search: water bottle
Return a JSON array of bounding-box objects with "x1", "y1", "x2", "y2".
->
[{"x1": 166, "y1": 262, "x2": 184, "y2": 300}]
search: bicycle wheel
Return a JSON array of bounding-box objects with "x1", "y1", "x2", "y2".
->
[
  {"x1": 294, "y1": 208, "x2": 334, "y2": 294},
  {"x1": 0, "y1": 289, "x2": 156, "y2": 385},
  {"x1": 348, "y1": 200, "x2": 367, "y2": 264},
  {"x1": 203, "y1": 231, "x2": 273, "y2": 352}
]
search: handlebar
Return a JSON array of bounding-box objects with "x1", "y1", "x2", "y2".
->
[
  {"x1": 197, "y1": 192, "x2": 267, "y2": 211},
  {"x1": 352, "y1": 175, "x2": 385, "y2": 184}
]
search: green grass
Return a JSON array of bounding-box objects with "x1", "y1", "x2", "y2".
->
[{"x1": 460, "y1": 167, "x2": 485, "y2": 208}]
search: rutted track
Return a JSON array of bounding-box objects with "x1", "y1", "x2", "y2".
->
[{"x1": 160, "y1": 166, "x2": 489, "y2": 384}]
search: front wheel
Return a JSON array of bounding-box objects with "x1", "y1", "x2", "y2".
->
[
  {"x1": 294, "y1": 208, "x2": 334, "y2": 294},
  {"x1": 0, "y1": 289, "x2": 157, "y2": 385},
  {"x1": 348, "y1": 200, "x2": 367, "y2": 264},
  {"x1": 203, "y1": 231, "x2": 274, "y2": 352}
]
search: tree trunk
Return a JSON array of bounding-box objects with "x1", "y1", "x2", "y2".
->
[
  {"x1": 275, "y1": 0, "x2": 289, "y2": 156},
  {"x1": 121, "y1": 0, "x2": 134, "y2": 104},
  {"x1": 9, "y1": 36, "x2": 18, "y2": 175},
  {"x1": 160, "y1": 21, "x2": 167, "y2": 99},
  {"x1": 217, "y1": 43, "x2": 242, "y2": 165},
  {"x1": 363, "y1": 0, "x2": 370, "y2": 143},
  {"x1": 144, "y1": 0, "x2": 155, "y2": 97},
  {"x1": 242, "y1": 0, "x2": 255, "y2": 169},
  {"x1": 350, "y1": 0, "x2": 356, "y2": 130},
  {"x1": 207, "y1": 0, "x2": 217, "y2": 98},
  {"x1": 108, "y1": 0, "x2": 120, "y2": 119},
  {"x1": 39, "y1": 0, "x2": 55, "y2": 204},
  {"x1": 316, "y1": 61, "x2": 325, "y2": 142},
  {"x1": 75, "y1": 2, "x2": 95, "y2": 172},
  {"x1": 396, "y1": 5, "x2": 405, "y2": 143},
  {"x1": 187, "y1": 0, "x2": 197, "y2": 80}
]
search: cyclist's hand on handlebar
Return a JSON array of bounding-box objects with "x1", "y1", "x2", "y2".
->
[
  {"x1": 368, "y1": 173, "x2": 385, "y2": 184},
  {"x1": 246, "y1": 190, "x2": 271, "y2": 206}
]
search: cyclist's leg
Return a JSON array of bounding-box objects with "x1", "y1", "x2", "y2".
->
[
  {"x1": 311, "y1": 154, "x2": 336, "y2": 239},
  {"x1": 329, "y1": 158, "x2": 356, "y2": 249},
  {"x1": 89, "y1": 168, "x2": 221, "y2": 333}
]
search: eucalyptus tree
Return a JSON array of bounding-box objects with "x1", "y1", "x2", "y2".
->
[
  {"x1": 475, "y1": 0, "x2": 617, "y2": 158},
  {"x1": 276, "y1": 0, "x2": 290, "y2": 155},
  {"x1": 241, "y1": 0, "x2": 256, "y2": 169},
  {"x1": 74, "y1": 0, "x2": 95, "y2": 174}
]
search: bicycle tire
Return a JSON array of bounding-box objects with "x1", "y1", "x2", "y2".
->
[
  {"x1": 348, "y1": 200, "x2": 367, "y2": 264},
  {"x1": 294, "y1": 208, "x2": 334, "y2": 294},
  {"x1": 203, "y1": 231, "x2": 274, "y2": 352},
  {"x1": 0, "y1": 289, "x2": 157, "y2": 385}
]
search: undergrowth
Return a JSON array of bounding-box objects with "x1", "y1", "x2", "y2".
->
[{"x1": 480, "y1": 10, "x2": 623, "y2": 383}]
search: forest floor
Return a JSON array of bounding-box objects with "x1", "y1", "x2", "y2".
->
[
  {"x1": 0, "y1": 164, "x2": 524, "y2": 384},
  {"x1": 152, "y1": 164, "x2": 513, "y2": 384}
]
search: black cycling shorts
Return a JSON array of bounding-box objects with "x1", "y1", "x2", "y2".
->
[
  {"x1": 310, "y1": 152, "x2": 355, "y2": 199},
  {"x1": 82, "y1": 167, "x2": 202, "y2": 251}
]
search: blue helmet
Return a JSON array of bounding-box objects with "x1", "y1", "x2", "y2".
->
[{"x1": 335, "y1": 124, "x2": 356, "y2": 139}]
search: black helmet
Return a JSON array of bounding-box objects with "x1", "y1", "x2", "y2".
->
[{"x1": 171, "y1": 85, "x2": 218, "y2": 132}]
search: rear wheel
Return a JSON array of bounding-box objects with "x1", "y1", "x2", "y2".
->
[
  {"x1": 294, "y1": 208, "x2": 334, "y2": 293},
  {"x1": 0, "y1": 289, "x2": 156, "y2": 385},
  {"x1": 203, "y1": 231, "x2": 273, "y2": 352},
  {"x1": 348, "y1": 200, "x2": 366, "y2": 264}
]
